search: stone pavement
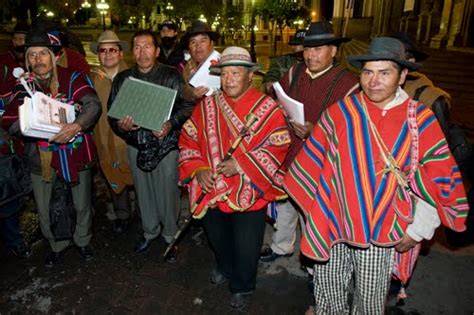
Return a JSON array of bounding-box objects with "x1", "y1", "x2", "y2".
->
[{"x1": 1, "y1": 194, "x2": 474, "y2": 314}]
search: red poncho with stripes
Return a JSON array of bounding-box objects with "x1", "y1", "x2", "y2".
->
[
  {"x1": 178, "y1": 87, "x2": 291, "y2": 218},
  {"x1": 284, "y1": 92, "x2": 468, "y2": 261}
]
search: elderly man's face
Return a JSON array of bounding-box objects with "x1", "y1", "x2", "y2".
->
[
  {"x1": 221, "y1": 66, "x2": 253, "y2": 101},
  {"x1": 27, "y1": 47, "x2": 53, "y2": 78},
  {"x1": 133, "y1": 35, "x2": 159, "y2": 73},
  {"x1": 360, "y1": 60, "x2": 408, "y2": 109},
  {"x1": 98, "y1": 43, "x2": 123, "y2": 70},
  {"x1": 303, "y1": 45, "x2": 337, "y2": 74},
  {"x1": 188, "y1": 34, "x2": 213, "y2": 64}
]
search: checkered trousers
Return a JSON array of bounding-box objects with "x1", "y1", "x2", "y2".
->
[{"x1": 312, "y1": 243, "x2": 395, "y2": 315}]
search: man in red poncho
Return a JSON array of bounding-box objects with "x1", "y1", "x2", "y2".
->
[{"x1": 178, "y1": 46, "x2": 290, "y2": 309}]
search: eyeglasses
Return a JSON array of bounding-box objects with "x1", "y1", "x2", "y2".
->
[
  {"x1": 28, "y1": 50, "x2": 50, "y2": 59},
  {"x1": 98, "y1": 47, "x2": 119, "y2": 54}
]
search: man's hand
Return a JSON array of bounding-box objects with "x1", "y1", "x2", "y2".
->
[
  {"x1": 289, "y1": 120, "x2": 313, "y2": 139},
  {"x1": 395, "y1": 234, "x2": 418, "y2": 253},
  {"x1": 196, "y1": 169, "x2": 215, "y2": 193},
  {"x1": 192, "y1": 86, "x2": 210, "y2": 99},
  {"x1": 117, "y1": 115, "x2": 140, "y2": 132},
  {"x1": 152, "y1": 121, "x2": 172, "y2": 139},
  {"x1": 216, "y1": 158, "x2": 239, "y2": 177},
  {"x1": 50, "y1": 122, "x2": 82, "y2": 144}
]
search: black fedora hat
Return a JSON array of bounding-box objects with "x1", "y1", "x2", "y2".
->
[
  {"x1": 11, "y1": 22, "x2": 29, "y2": 35},
  {"x1": 303, "y1": 21, "x2": 350, "y2": 47},
  {"x1": 183, "y1": 20, "x2": 219, "y2": 45},
  {"x1": 390, "y1": 32, "x2": 429, "y2": 62},
  {"x1": 24, "y1": 30, "x2": 62, "y2": 54},
  {"x1": 347, "y1": 37, "x2": 421, "y2": 71},
  {"x1": 289, "y1": 29, "x2": 306, "y2": 46}
]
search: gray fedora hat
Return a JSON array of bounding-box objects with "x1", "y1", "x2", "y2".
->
[{"x1": 347, "y1": 37, "x2": 421, "y2": 71}]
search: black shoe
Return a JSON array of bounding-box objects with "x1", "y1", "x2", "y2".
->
[
  {"x1": 78, "y1": 245, "x2": 94, "y2": 260},
  {"x1": 165, "y1": 245, "x2": 178, "y2": 263},
  {"x1": 134, "y1": 237, "x2": 153, "y2": 253},
  {"x1": 45, "y1": 251, "x2": 64, "y2": 267},
  {"x1": 113, "y1": 219, "x2": 128, "y2": 233},
  {"x1": 229, "y1": 291, "x2": 253, "y2": 309},
  {"x1": 10, "y1": 242, "x2": 32, "y2": 259},
  {"x1": 209, "y1": 269, "x2": 227, "y2": 285},
  {"x1": 259, "y1": 247, "x2": 293, "y2": 263}
]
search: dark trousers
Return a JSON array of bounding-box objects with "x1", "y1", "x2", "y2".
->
[
  {"x1": 0, "y1": 201, "x2": 22, "y2": 249},
  {"x1": 202, "y1": 207, "x2": 266, "y2": 294}
]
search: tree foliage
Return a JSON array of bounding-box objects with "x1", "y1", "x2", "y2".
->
[{"x1": 255, "y1": 0, "x2": 308, "y2": 55}]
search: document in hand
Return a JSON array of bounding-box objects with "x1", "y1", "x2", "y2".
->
[
  {"x1": 273, "y1": 82, "x2": 305, "y2": 125},
  {"x1": 19, "y1": 92, "x2": 75, "y2": 139},
  {"x1": 188, "y1": 50, "x2": 221, "y2": 96},
  {"x1": 108, "y1": 77, "x2": 177, "y2": 131}
]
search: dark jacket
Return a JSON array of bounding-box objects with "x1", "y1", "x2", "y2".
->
[{"x1": 108, "y1": 62, "x2": 195, "y2": 172}]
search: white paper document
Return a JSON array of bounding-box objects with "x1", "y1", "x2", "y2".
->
[
  {"x1": 188, "y1": 50, "x2": 221, "y2": 96},
  {"x1": 19, "y1": 92, "x2": 75, "y2": 139},
  {"x1": 273, "y1": 82, "x2": 305, "y2": 125}
]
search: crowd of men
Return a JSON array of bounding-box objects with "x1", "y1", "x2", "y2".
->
[{"x1": 0, "y1": 18, "x2": 470, "y2": 313}]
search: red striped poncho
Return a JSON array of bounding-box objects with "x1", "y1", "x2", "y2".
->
[
  {"x1": 284, "y1": 92, "x2": 468, "y2": 261},
  {"x1": 178, "y1": 87, "x2": 291, "y2": 218}
]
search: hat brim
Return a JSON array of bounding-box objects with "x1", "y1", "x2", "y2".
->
[
  {"x1": 90, "y1": 40, "x2": 130, "y2": 54},
  {"x1": 184, "y1": 31, "x2": 219, "y2": 45},
  {"x1": 304, "y1": 37, "x2": 351, "y2": 47},
  {"x1": 347, "y1": 54, "x2": 422, "y2": 71},
  {"x1": 210, "y1": 62, "x2": 261, "y2": 74},
  {"x1": 288, "y1": 38, "x2": 304, "y2": 46}
]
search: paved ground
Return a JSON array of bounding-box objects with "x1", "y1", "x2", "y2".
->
[{"x1": 1, "y1": 187, "x2": 474, "y2": 314}]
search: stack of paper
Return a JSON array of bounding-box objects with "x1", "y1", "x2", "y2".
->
[
  {"x1": 273, "y1": 82, "x2": 305, "y2": 125},
  {"x1": 19, "y1": 92, "x2": 75, "y2": 139},
  {"x1": 188, "y1": 50, "x2": 221, "y2": 96}
]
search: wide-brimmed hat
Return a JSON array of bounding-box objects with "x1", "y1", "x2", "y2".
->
[
  {"x1": 159, "y1": 20, "x2": 178, "y2": 31},
  {"x1": 303, "y1": 21, "x2": 350, "y2": 47},
  {"x1": 24, "y1": 30, "x2": 62, "y2": 54},
  {"x1": 210, "y1": 46, "x2": 260, "y2": 74},
  {"x1": 289, "y1": 29, "x2": 306, "y2": 46},
  {"x1": 90, "y1": 30, "x2": 130, "y2": 54},
  {"x1": 390, "y1": 32, "x2": 429, "y2": 62},
  {"x1": 347, "y1": 37, "x2": 421, "y2": 71},
  {"x1": 183, "y1": 20, "x2": 219, "y2": 45}
]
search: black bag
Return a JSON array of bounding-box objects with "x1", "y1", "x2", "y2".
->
[
  {"x1": 49, "y1": 177, "x2": 76, "y2": 241},
  {"x1": 447, "y1": 124, "x2": 473, "y2": 176},
  {"x1": 0, "y1": 154, "x2": 32, "y2": 207}
]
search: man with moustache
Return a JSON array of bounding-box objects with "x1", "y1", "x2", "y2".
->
[
  {"x1": 3, "y1": 30, "x2": 101, "y2": 267},
  {"x1": 89, "y1": 30, "x2": 134, "y2": 233},
  {"x1": 108, "y1": 30, "x2": 194, "y2": 262}
]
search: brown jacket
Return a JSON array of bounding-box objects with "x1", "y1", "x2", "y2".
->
[{"x1": 90, "y1": 61, "x2": 133, "y2": 193}]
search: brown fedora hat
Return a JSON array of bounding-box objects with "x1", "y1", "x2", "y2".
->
[
  {"x1": 303, "y1": 21, "x2": 350, "y2": 47},
  {"x1": 90, "y1": 30, "x2": 130, "y2": 54},
  {"x1": 183, "y1": 20, "x2": 219, "y2": 45}
]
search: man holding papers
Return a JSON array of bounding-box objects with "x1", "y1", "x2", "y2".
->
[
  {"x1": 108, "y1": 29, "x2": 194, "y2": 263},
  {"x1": 3, "y1": 30, "x2": 101, "y2": 267},
  {"x1": 261, "y1": 22, "x2": 359, "y2": 269},
  {"x1": 182, "y1": 20, "x2": 221, "y2": 99}
]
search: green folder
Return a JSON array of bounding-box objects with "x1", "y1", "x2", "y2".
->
[{"x1": 108, "y1": 77, "x2": 177, "y2": 131}]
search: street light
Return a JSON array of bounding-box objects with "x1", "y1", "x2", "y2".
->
[
  {"x1": 165, "y1": 2, "x2": 174, "y2": 19},
  {"x1": 198, "y1": 14, "x2": 207, "y2": 23},
  {"x1": 81, "y1": 1, "x2": 91, "y2": 9},
  {"x1": 96, "y1": 0, "x2": 109, "y2": 31}
]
